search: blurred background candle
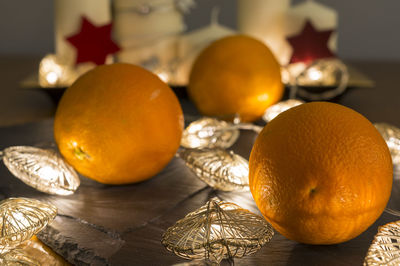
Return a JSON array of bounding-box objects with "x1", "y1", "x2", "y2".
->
[
  {"x1": 54, "y1": 0, "x2": 112, "y2": 67},
  {"x1": 113, "y1": 0, "x2": 187, "y2": 82},
  {"x1": 237, "y1": 0, "x2": 290, "y2": 65},
  {"x1": 285, "y1": 0, "x2": 338, "y2": 62},
  {"x1": 175, "y1": 7, "x2": 235, "y2": 85}
]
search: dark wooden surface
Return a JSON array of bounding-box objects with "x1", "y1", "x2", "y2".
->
[{"x1": 1, "y1": 58, "x2": 400, "y2": 265}]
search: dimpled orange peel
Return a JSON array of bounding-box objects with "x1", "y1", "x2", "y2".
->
[
  {"x1": 249, "y1": 102, "x2": 393, "y2": 244},
  {"x1": 54, "y1": 63, "x2": 184, "y2": 184},
  {"x1": 188, "y1": 35, "x2": 283, "y2": 122}
]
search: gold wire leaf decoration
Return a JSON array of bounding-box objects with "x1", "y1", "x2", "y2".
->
[
  {"x1": 181, "y1": 118, "x2": 240, "y2": 149},
  {"x1": 364, "y1": 220, "x2": 400, "y2": 265},
  {"x1": 162, "y1": 198, "x2": 274, "y2": 264},
  {"x1": 0, "y1": 198, "x2": 57, "y2": 253},
  {"x1": 262, "y1": 99, "x2": 305, "y2": 123},
  {"x1": 374, "y1": 123, "x2": 400, "y2": 165},
  {"x1": 178, "y1": 148, "x2": 249, "y2": 191},
  {"x1": 2, "y1": 236, "x2": 68, "y2": 266},
  {"x1": 294, "y1": 59, "x2": 350, "y2": 101},
  {"x1": 2, "y1": 146, "x2": 80, "y2": 196},
  {"x1": 0, "y1": 248, "x2": 40, "y2": 266}
]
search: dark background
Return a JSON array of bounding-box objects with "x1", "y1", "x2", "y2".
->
[{"x1": 1, "y1": 0, "x2": 400, "y2": 61}]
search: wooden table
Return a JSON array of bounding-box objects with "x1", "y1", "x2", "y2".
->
[{"x1": 0, "y1": 58, "x2": 400, "y2": 265}]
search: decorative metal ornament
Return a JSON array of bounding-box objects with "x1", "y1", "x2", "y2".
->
[
  {"x1": 1, "y1": 146, "x2": 80, "y2": 196},
  {"x1": 0, "y1": 198, "x2": 57, "y2": 253},
  {"x1": 178, "y1": 148, "x2": 249, "y2": 192},
  {"x1": 262, "y1": 99, "x2": 305, "y2": 123},
  {"x1": 181, "y1": 118, "x2": 240, "y2": 149},
  {"x1": 374, "y1": 123, "x2": 400, "y2": 165},
  {"x1": 0, "y1": 236, "x2": 66, "y2": 265},
  {"x1": 162, "y1": 198, "x2": 274, "y2": 264},
  {"x1": 385, "y1": 208, "x2": 400, "y2": 217},
  {"x1": 293, "y1": 59, "x2": 350, "y2": 101},
  {"x1": 364, "y1": 220, "x2": 400, "y2": 266},
  {"x1": 0, "y1": 249, "x2": 40, "y2": 266},
  {"x1": 181, "y1": 118, "x2": 263, "y2": 149}
]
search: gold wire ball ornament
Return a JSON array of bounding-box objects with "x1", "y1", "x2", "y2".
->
[
  {"x1": 1, "y1": 146, "x2": 80, "y2": 196},
  {"x1": 181, "y1": 118, "x2": 240, "y2": 149},
  {"x1": 364, "y1": 220, "x2": 400, "y2": 265},
  {"x1": 162, "y1": 198, "x2": 274, "y2": 264},
  {"x1": 0, "y1": 198, "x2": 57, "y2": 254},
  {"x1": 178, "y1": 148, "x2": 249, "y2": 192},
  {"x1": 374, "y1": 123, "x2": 400, "y2": 165},
  {"x1": 0, "y1": 248, "x2": 40, "y2": 266},
  {"x1": 262, "y1": 99, "x2": 305, "y2": 123}
]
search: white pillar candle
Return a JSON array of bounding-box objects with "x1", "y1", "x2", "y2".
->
[
  {"x1": 238, "y1": 0, "x2": 290, "y2": 65},
  {"x1": 54, "y1": 0, "x2": 112, "y2": 66},
  {"x1": 113, "y1": 0, "x2": 185, "y2": 77}
]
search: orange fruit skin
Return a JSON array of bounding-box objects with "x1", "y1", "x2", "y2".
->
[
  {"x1": 54, "y1": 63, "x2": 184, "y2": 185},
  {"x1": 188, "y1": 35, "x2": 283, "y2": 122},
  {"x1": 249, "y1": 102, "x2": 393, "y2": 245}
]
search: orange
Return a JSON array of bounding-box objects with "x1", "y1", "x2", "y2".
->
[
  {"x1": 54, "y1": 63, "x2": 184, "y2": 184},
  {"x1": 249, "y1": 102, "x2": 392, "y2": 244},
  {"x1": 188, "y1": 35, "x2": 283, "y2": 122}
]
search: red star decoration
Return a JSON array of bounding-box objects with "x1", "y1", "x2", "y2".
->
[
  {"x1": 66, "y1": 17, "x2": 120, "y2": 65},
  {"x1": 287, "y1": 20, "x2": 335, "y2": 64}
]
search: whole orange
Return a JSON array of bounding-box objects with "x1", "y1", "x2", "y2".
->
[
  {"x1": 249, "y1": 102, "x2": 392, "y2": 244},
  {"x1": 54, "y1": 63, "x2": 184, "y2": 184},
  {"x1": 188, "y1": 35, "x2": 283, "y2": 122}
]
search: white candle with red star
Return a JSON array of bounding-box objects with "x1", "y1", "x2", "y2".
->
[
  {"x1": 285, "y1": 0, "x2": 338, "y2": 64},
  {"x1": 54, "y1": 0, "x2": 112, "y2": 66}
]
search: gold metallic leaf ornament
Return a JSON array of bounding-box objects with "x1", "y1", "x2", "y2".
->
[
  {"x1": 181, "y1": 117, "x2": 263, "y2": 149},
  {"x1": 1, "y1": 236, "x2": 68, "y2": 266},
  {"x1": 0, "y1": 248, "x2": 40, "y2": 266},
  {"x1": 262, "y1": 99, "x2": 305, "y2": 123},
  {"x1": 374, "y1": 123, "x2": 400, "y2": 165},
  {"x1": 181, "y1": 118, "x2": 240, "y2": 149},
  {"x1": 0, "y1": 198, "x2": 57, "y2": 254},
  {"x1": 1, "y1": 146, "x2": 80, "y2": 195},
  {"x1": 294, "y1": 59, "x2": 350, "y2": 101},
  {"x1": 178, "y1": 148, "x2": 249, "y2": 191},
  {"x1": 162, "y1": 198, "x2": 274, "y2": 264},
  {"x1": 364, "y1": 220, "x2": 400, "y2": 265}
]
